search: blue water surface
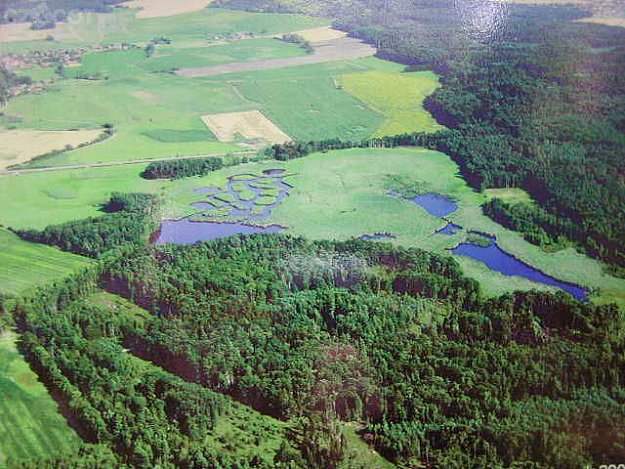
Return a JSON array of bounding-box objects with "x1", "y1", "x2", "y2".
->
[
  {"x1": 358, "y1": 233, "x2": 396, "y2": 241},
  {"x1": 452, "y1": 242, "x2": 588, "y2": 300},
  {"x1": 154, "y1": 218, "x2": 284, "y2": 245},
  {"x1": 408, "y1": 193, "x2": 458, "y2": 217},
  {"x1": 436, "y1": 222, "x2": 463, "y2": 235}
]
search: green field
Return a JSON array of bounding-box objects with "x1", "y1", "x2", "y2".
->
[
  {"x1": 340, "y1": 69, "x2": 444, "y2": 136},
  {"x1": 0, "y1": 229, "x2": 91, "y2": 295},
  {"x1": 0, "y1": 164, "x2": 168, "y2": 230},
  {"x1": 485, "y1": 187, "x2": 535, "y2": 204},
  {"x1": 2, "y1": 144, "x2": 624, "y2": 307},
  {"x1": 340, "y1": 423, "x2": 396, "y2": 469},
  {"x1": 2, "y1": 5, "x2": 443, "y2": 169},
  {"x1": 5, "y1": 56, "x2": 415, "y2": 167},
  {"x1": 0, "y1": 331, "x2": 80, "y2": 466}
]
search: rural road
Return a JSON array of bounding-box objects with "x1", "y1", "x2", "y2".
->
[
  {"x1": 176, "y1": 37, "x2": 377, "y2": 78},
  {"x1": 0, "y1": 150, "x2": 259, "y2": 176}
]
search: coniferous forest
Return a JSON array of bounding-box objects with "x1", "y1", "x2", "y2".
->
[{"x1": 5, "y1": 234, "x2": 624, "y2": 467}]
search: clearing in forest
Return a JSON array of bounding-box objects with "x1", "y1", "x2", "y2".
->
[
  {"x1": 339, "y1": 70, "x2": 444, "y2": 136},
  {"x1": 0, "y1": 331, "x2": 81, "y2": 466},
  {"x1": 123, "y1": 0, "x2": 213, "y2": 18},
  {"x1": 576, "y1": 17, "x2": 625, "y2": 28},
  {"x1": 0, "y1": 129, "x2": 104, "y2": 170},
  {"x1": 201, "y1": 110, "x2": 291, "y2": 144},
  {"x1": 484, "y1": 188, "x2": 535, "y2": 204}
]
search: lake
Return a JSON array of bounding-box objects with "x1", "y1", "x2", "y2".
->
[
  {"x1": 408, "y1": 193, "x2": 458, "y2": 217},
  {"x1": 153, "y1": 218, "x2": 284, "y2": 245},
  {"x1": 452, "y1": 242, "x2": 588, "y2": 300}
]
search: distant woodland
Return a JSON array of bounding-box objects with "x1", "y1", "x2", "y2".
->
[{"x1": 0, "y1": 0, "x2": 125, "y2": 28}]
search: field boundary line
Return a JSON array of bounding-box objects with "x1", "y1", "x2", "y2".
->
[{"x1": 0, "y1": 150, "x2": 260, "y2": 176}]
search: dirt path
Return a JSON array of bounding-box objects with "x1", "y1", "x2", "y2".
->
[
  {"x1": 0, "y1": 150, "x2": 259, "y2": 176},
  {"x1": 176, "y1": 37, "x2": 376, "y2": 78}
]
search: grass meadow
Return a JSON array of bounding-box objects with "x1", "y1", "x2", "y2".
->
[
  {"x1": 340, "y1": 70, "x2": 445, "y2": 136},
  {"x1": 0, "y1": 165, "x2": 165, "y2": 230},
  {"x1": 484, "y1": 187, "x2": 535, "y2": 204},
  {"x1": 0, "y1": 331, "x2": 80, "y2": 466},
  {"x1": 272, "y1": 148, "x2": 625, "y2": 303},
  {"x1": 340, "y1": 423, "x2": 395, "y2": 469},
  {"x1": 2, "y1": 146, "x2": 624, "y2": 306},
  {"x1": 0, "y1": 229, "x2": 91, "y2": 295}
]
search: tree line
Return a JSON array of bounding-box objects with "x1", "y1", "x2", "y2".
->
[
  {"x1": 16, "y1": 193, "x2": 158, "y2": 258},
  {"x1": 5, "y1": 231, "x2": 624, "y2": 467}
]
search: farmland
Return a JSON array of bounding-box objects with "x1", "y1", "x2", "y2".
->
[
  {"x1": 0, "y1": 129, "x2": 104, "y2": 170},
  {"x1": 3, "y1": 34, "x2": 413, "y2": 168},
  {"x1": 0, "y1": 229, "x2": 91, "y2": 295},
  {"x1": 201, "y1": 110, "x2": 291, "y2": 144},
  {"x1": 3, "y1": 53, "x2": 425, "y2": 166},
  {"x1": 124, "y1": 0, "x2": 214, "y2": 19},
  {"x1": 0, "y1": 331, "x2": 80, "y2": 466}
]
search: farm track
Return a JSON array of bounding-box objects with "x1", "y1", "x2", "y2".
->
[
  {"x1": 0, "y1": 150, "x2": 260, "y2": 176},
  {"x1": 176, "y1": 37, "x2": 377, "y2": 78}
]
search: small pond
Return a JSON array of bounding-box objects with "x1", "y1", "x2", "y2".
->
[
  {"x1": 358, "y1": 232, "x2": 396, "y2": 241},
  {"x1": 436, "y1": 222, "x2": 463, "y2": 235},
  {"x1": 407, "y1": 193, "x2": 458, "y2": 217},
  {"x1": 154, "y1": 218, "x2": 284, "y2": 245},
  {"x1": 452, "y1": 242, "x2": 588, "y2": 300}
]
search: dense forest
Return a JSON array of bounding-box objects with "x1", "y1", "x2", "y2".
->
[
  {"x1": 142, "y1": 157, "x2": 225, "y2": 180},
  {"x1": 219, "y1": 0, "x2": 625, "y2": 272},
  {"x1": 1, "y1": 0, "x2": 125, "y2": 28},
  {"x1": 6, "y1": 234, "x2": 624, "y2": 467}
]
